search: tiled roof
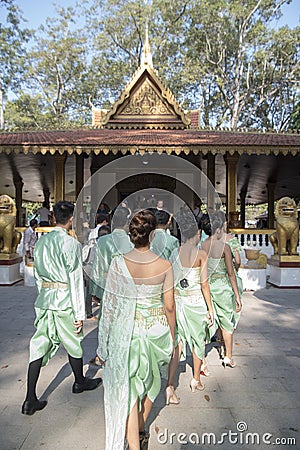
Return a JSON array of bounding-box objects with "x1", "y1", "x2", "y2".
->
[
  {"x1": 0, "y1": 128, "x2": 299, "y2": 154},
  {"x1": 1, "y1": 128, "x2": 300, "y2": 146}
]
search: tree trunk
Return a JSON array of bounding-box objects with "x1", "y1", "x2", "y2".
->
[{"x1": 0, "y1": 89, "x2": 4, "y2": 130}]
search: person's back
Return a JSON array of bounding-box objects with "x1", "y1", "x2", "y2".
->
[
  {"x1": 90, "y1": 207, "x2": 133, "y2": 299},
  {"x1": 34, "y1": 225, "x2": 84, "y2": 313},
  {"x1": 97, "y1": 209, "x2": 175, "y2": 450},
  {"x1": 36, "y1": 202, "x2": 51, "y2": 226},
  {"x1": 151, "y1": 209, "x2": 179, "y2": 260},
  {"x1": 124, "y1": 248, "x2": 170, "y2": 286}
]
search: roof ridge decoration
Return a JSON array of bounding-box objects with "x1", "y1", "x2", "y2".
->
[{"x1": 100, "y1": 31, "x2": 190, "y2": 130}]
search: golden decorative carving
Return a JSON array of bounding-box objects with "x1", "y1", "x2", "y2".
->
[
  {"x1": 121, "y1": 79, "x2": 172, "y2": 116},
  {"x1": 270, "y1": 197, "x2": 299, "y2": 256},
  {"x1": 0, "y1": 195, "x2": 22, "y2": 256}
]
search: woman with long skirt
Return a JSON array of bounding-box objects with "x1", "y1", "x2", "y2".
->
[{"x1": 97, "y1": 209, "x2": 176, "y2": 450}]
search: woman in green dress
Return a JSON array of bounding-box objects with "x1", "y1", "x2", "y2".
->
[
  {"x1": 166, "y1": 215, "x2": 214, "y2": 403},
  {"x1": 202, "y1": 212, "x2": 242, "y2": 368},
  {"x1": 97, "y1": 209, "x2": 176, "y2": 450}
]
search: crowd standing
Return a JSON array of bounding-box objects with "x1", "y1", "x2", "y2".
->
[{"x1": 21, "y1": 196, "x2": 243, "y2": 450}]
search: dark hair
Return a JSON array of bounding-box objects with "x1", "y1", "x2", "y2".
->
[
  {"x1": 154, "y1": 209, "x2": 170, "y2": 225},
  {"x1": 129, "y1": 210, "x2": 157, "y2": 248},
  {"x1": 42, "y1": 201, "x2": 48, "y2": 208},
  {"x1": 209, "y1": 212, "x2": 225, "y2": 236},
  {"x1": 111, "y1": 206, "x2": 130, "y2": 228},
  {"x1": 29, "y1": 218, "x2": 38, "y2": 228},
  {"x1": 179, "y1": 215, "x2": 200, "y2": 240},
  {"x1": 199, "y1": 214, "x2": 211, "y2": 236},
  {"x1": 53, "y1": 201, "x2": 74, "y2": 225},
  {"x1": 98, "y1": 225, "x2": 111, "y2": 238},
  {"x1": 215, "y1": 210, "x2": 227, "y2": 225},
  {"x1": 96, "y1": 213, "x2": 108, "y2": 225}
]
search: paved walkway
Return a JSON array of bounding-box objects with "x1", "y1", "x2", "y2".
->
[{"x1": 0, "y1": 282, "x2": 299, "y2": 450}]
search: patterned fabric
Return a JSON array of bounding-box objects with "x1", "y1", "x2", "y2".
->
[
  {"x1": 97, "y1": 256, "x2": 173, "y2": 450},
  {"x1": 170, "y1": 249, "x2": 215, "y2": 360},
  {"x1": 208, "y1": 257, "x2": 238, "y2": 334}
]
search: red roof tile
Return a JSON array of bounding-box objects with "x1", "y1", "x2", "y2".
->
[{"x1": 0, "y1": 128, "x2": 299, "y2": 150}]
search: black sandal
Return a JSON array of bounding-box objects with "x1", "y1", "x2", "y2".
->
[{"x1": 139, "y1": 431, "x2": 150, "y2": 449}]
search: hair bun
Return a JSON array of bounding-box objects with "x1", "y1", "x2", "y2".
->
[{"x1": 129, "y1": 210, "x2": 157, "y2": 248}]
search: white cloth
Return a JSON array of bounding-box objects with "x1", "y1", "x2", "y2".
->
[
  {"x1": 23, "y1": 227, "x2": 38, "y2": 256},
  {"x1": 88, "y1": 225, "x2": 101, "y2": 241},
  {"x1": 97, "y1": 256, "x2": 136, "y2": 450}
]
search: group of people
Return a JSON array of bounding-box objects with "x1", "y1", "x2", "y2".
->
[{"x1": 22, "y1": 199, "x2": 243, "y2": 450}]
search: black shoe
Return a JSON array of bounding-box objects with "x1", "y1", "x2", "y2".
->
[
  {"x1": 72, "y1": 377, "x2": 102, "y2": 394},
  {"x1": 139, "y1": 431, "x2": 150, "y2": 449},
  {"x1": 21, "y1": 399, "x2": 47, "y2": 415}
]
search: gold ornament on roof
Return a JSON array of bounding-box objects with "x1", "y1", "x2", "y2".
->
[{"x1": 121, "y1": 80, "x2": 171, "y2": 116}]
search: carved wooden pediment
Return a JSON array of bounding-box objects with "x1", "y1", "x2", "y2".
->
[
  {"x1": 102, "y1": 66, "x2": 189, "y2": 129},
  {"x1": 119, "y1": 78, "x2": 174, "y2": 117}
]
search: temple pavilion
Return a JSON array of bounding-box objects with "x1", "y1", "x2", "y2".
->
[{"x1": 0, "y1": 34, "x2": 299, "y2": 230}]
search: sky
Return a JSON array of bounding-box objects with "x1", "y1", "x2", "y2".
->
[{"x1": 2, "y1": 0, "x2": 300, "y2": 29}]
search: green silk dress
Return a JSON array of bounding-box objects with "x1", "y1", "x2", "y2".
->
[
  {"x1": 226, "y1": 236, "x2": 243, "y2": 297},
  {"x1": 208, "y1": 257, "x2": 238, "y2": 334},
  {"x1": 170, "y1": 249, "x2": 215, "y2": 360},
  {"x1": 97, "y1": 256, "x2": 173, "y2": 450}
]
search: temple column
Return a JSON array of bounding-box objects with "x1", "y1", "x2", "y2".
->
[
  {"x1": 54, "y1": 153, "x2": 67, "y2": 203},
  {"x1": 267, "y1": 181, "x2": 276, "y2": 229},
  {"x1": 13, "y1": 176, "x2": 23, "y2": 227},
  {"x1": 75, "y1": 153, "x2": 85, "y2": 199},
  {"x1": 74, "y1": 153, "x2": 85, "y2": 242},
  {"x1": 207, "y1": 153, "x2": 215, "y2": 210},
  {"x1": 43, "y1": 188, "x2": 50, "y2": 207},
  {"x1": 225, "y1": 153, "x2": 239, "y2": 222},
  {"x1": 239, "y1": 187, "x2": 247, "y2": 228}
]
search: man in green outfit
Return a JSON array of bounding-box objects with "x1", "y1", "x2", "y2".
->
[
  {"x1": 151, "y1": 209, "x2": 179, "y2": 260},
  {"x1": 21, "y1": 201, "x2": 102, "y2": 416},
  {"x1": 89, "y1": 206, "x2": 133, "y2": 303}
]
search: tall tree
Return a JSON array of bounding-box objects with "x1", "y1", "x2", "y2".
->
[
  {"x1": 185, "y1": 0, "x2": 299, "y2": 130},
  {"x1": 23, "y1": 5, "x2": 90, "y2": 127},
  {"x1": 0, "y1": 0, "x2": 31, "y2": 128}
]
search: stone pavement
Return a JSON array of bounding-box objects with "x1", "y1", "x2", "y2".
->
[{"x1": 0, "y1": 282, "x2": 299, "y2": 450}]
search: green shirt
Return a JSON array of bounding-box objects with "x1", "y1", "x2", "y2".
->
[
  {"x1": 33, "y1": 227, "x2": 85, "y2": 320},
  {"x1": 151, "y1": 228, "x2": 179, "y2": 260}
]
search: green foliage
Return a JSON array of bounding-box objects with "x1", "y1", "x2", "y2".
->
[
  {"x1": 288, "y1": 101, "x2": 300, "y2": 130},
  {"x1": 2, "y1": 0, "x2": 299, "y2": 131}
]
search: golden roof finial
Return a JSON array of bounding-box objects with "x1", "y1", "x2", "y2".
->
[{"x1": 141, "y1": 22, "x2": 153, "y2": 68}]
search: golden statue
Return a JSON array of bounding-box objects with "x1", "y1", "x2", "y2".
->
[
  {"x1": 0, "y1": 195, "x2": 22, "y2": 257},
  {"x1": 270, "y1": 197, "x2": 299, "y2": 256}
]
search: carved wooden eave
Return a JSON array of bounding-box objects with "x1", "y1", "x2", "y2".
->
[{"x1": 100, "y1": 64, "x2": 190, "y2": 129}]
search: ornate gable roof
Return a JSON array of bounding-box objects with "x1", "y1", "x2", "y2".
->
[{"x1": 95, "y1": 33, "x2": 190, "y2": 130}]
